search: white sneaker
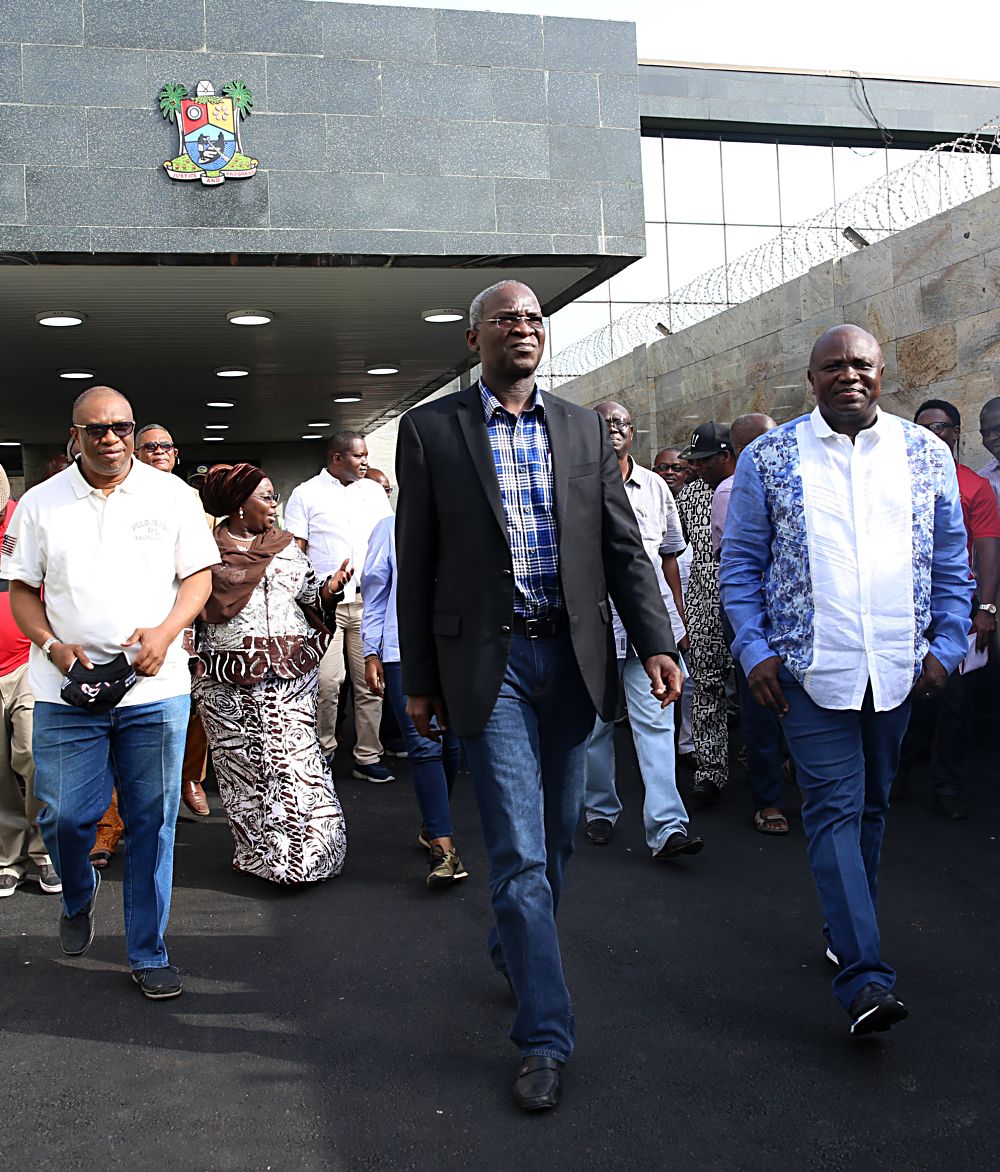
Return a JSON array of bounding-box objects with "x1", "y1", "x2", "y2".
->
[{"x1": 36, "y1": 864, "x2": 63, "y2": 894}]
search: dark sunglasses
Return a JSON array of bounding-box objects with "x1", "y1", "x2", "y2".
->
[
  {"x1": 138, "y1": 441, "x2": 177, "y2": 454},
  {"x1": 74, "y1": 421, "x2": 136, "y2": 440},
  {"x1": 653, "y1": 462, "x2": 686, "y2": 473},
  {"x1": 251, "y1": 491, "x2": 281, "y2": 504}
]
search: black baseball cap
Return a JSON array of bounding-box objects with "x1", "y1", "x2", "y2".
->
[{"x1": 680, "y1": 422, "x2": 732, "y2": 460}]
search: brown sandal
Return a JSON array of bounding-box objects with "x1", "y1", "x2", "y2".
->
[{"x1": 754, "y1": 809, "x2": 790, "y2": 835}]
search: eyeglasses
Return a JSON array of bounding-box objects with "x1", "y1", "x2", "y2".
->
[
  {"x1": 73, "y1": 421, "x2": 136, "y2": 440},
  {"x1": 138, "y1": 441, "x2": 177, "y2": 454},
  {"x1": 921, "y1": 421, "x2": 957, "y2": 435},
  {"x1": 653, "y1": 462, "x2": 686, "y2": 473},
  {"x1": 477, "y1": 313, "x2": 545, "y2": 332},
  {"x1": 603, "y1": 417, "x2": 633, "y2": 433},
  {"x1": 251, "y1": 491, "x2": 281, "y2": 504}
]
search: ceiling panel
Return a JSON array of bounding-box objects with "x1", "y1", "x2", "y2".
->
[{"x1": 0, "y1": 262, "x2": 593, "y2": 445}]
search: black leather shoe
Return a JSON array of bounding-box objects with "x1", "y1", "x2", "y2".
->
[
  {"x1": 690, "y1": 779, "x2": 721, "y2": 806},
  {"x1": 849, "y1": 983, "x2": 908, "y2": 1036},
  {"x1": 59, "y1": 868, "x2": 100, "y2": 956},
  {"x1": 132, "y1": 965, "x2": 184, "y2": 1000},
  {"x1": 585, "y1": 817, "x2": 614, "y2": 845},
  {"x1": 512, "y1": 1057, "x2": 563, "y2": 1111},
  {"x1": 653, "y1": 832, "x2": 705, "y2": 860},
  {"x1": 931, "y1": 793, "x2": 967, "y2": 820}
]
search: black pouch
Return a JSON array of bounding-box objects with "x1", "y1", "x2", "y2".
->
[{"x1": 60, "y1": 653, "x2": 138, "y2": 713}]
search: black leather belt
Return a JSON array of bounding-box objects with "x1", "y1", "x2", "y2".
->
[{"x1": 511, "y1": 613, "x2": 567, "y2": 639}]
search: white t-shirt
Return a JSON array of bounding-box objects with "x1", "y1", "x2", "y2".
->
[
  {"x1": 3, "y1": 459, "x2": 220, "y2": 706},
  {"x1": 284, "y1": 468, "x2": 392, "y2": 602}
]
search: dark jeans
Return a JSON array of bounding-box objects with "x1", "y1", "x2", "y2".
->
[
  {"x1": 460, "y1": 630, "x2": 594, "y2": 1063},
  {"x1": 902, "y1": 665, "x2": 968, "y2": 798},
  {"x1": 721, "y1": 610, "x2": 784, "y2": 810},
  {"x1": 382, "y1": 662, "x2": 459, "y2": 840},
  {"x1": 779, "y1": 668, "x2": 909, "y2": 1008}
]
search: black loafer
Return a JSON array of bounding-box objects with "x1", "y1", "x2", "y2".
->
[
  {"x1": 849, "y1": 983, "x2": 908, "y2": 1036},
  {"x1": 512, "y1": 1056, "x2": 563, "y2": 1111},
  {"x1": 653, "y1": 832, "x2": 704, "y2": 859},
  {"x1": 690, "y1": 779, "x2": 721, "y2": 806},
  {"x1": 585, "y1": 817, "x2": 614, "y2": 845},
  {"x1": 60, "y1": 868, "x2": 100, "y2": 956},
  {"x1": 132, "y1": 965, "x2": 184, "y2": 1000}
]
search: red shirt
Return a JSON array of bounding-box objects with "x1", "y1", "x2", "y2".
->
[
  {"x1": 0, "y1": 501, "x2": 31, "y2": 677},
  {"x1": 956, "y1": 463, "x2": 1000, "y2": 568}
]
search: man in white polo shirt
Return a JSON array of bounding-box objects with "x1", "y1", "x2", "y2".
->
[
  {"x1": 4, "y1": 386, "x2": 218, "y2": 1000},
  {"x1": 285, "y1": 430, "x2": 393, "y2": 782}
]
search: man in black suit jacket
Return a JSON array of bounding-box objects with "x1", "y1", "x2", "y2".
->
[{"x1": 395, "y1": 280, "x2": 680, "y2": 1111}]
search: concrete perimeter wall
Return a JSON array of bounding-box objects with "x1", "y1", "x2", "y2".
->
[{"x1": 557, "y1": 184, "x2": 1000, "y2": 470}]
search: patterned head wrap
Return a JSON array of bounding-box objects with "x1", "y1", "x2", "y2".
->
[
  {"x1": 0, "y1": 464, "x2": 9, "y2": 513},
  {"x1": 200, "y1": 463, "x2": 265, "y2": 518}
]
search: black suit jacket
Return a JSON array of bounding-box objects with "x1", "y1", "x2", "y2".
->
[{"x1": 394, "y1": 385, "x2": 676, "y2": 738}]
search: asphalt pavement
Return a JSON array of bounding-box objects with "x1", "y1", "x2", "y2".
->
[{"x1": 3, "y1": 698, "x2": 999, "y2": 1171}]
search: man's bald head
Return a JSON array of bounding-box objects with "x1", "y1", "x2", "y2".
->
[
  {"x1": 730, "y1": 413, "x2": 776, "y2": 455},
  {"x1": 72, "y1": 384, "x2": 132, "y2": 421},
  {"x1": 807, "y1": 325, "x2": 883, "y2": 436},
  {"x1": 979, "y1": 396, "x2": 1000, "y2": 461}
]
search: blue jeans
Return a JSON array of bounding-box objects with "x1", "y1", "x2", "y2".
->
[
  {"x1": 33, "y1": 695, "x2": 190, "y2": 970},
  {"x1": 722, "y1": 609, "x2": 784, "y2": 810},
  {"x1": 584, "y1": 648, "x2": 687, "y2": 850},
  {"x1": 460, "y1": 631, "x2": 594, "y2": 1063},
  {"x1": 383, "y1": 661, "x2": 460, "y2": 840},
  {"x1": 778, "y1": 669, "x2": 909, "y2": 1008}
]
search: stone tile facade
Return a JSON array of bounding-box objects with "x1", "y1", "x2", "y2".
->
[
  {"x1": 0, "y1": 0, "x2": 644, "y2": 258},
  {"x1": 557, "y1": 184, "x2": 1000, "y2": 470}
]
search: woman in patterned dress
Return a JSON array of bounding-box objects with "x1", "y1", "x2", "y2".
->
[{"x1": 194, "y1": 464, "x2": 350, "y2": 883}]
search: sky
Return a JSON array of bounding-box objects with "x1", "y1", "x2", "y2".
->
[{"x1": 317, "y1": 0, "x2": 1000, "y2": 86}]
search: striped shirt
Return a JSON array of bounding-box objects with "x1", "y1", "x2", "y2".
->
[
  {"x1": 480, "y1": 380, "x2": 562, "y2": 617},
  {"x1": 977, "y1": 457, "x2": 1000, "y2": 510}
]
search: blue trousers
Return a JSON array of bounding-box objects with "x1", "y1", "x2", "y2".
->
[
  {"x1": 778, "y1": 669, "x2": 909, "y2": 1008},
  {"x1": 584, "y1": 648, "x2": 687, "y2": 851},
  {"x1": 722, "y1": 609, "x2": 784, "y2": 810},
  {"x1": 382, "y1": 661, "x2": 460, "y2": 840},
  {"x1": 32, "y1": 696, "x2": 190, "y2": 970},
  {"x1": 460, "y1": 631, "x2": 594, "y2": 1063}
]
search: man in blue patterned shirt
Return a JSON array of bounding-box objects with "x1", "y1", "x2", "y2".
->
[
  {"x1": 396, "y1": 280, "x2": 681, "y2": 1111},
  {"x1": 721, "y1": 325, "x2": 972, "y2": 1036}
]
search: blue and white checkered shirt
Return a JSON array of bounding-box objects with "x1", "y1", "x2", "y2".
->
[{"x1": 480, "y1": 380, "x2": 563, "y2": 617}]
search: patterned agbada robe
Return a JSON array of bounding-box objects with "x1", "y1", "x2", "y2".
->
[
  {"x1": 194, "y1": 541, "x2": 346, "y2": 883},
  {"x1": 676, "y1": 478, "x2": 731, "y2": 791}
]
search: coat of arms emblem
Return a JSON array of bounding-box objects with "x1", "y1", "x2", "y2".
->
[{"x1": 158, "y1": 80, "x2": 258, "y2": 186}]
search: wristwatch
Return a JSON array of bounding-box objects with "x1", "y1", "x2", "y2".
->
[
  {"x1": 41, "y1": 636, "x2": 58, "y2": 659},
  {"x1": 978, "y1": 603, "x2": 997, "y2": 615}
]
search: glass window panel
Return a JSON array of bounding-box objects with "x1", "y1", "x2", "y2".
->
[
  {"x1": 641, "y1": 136, "x2": 666, "y2": 223},
  {"x1": 722, "y1": 140, "x2": 780, "y2": 226},
  {"x1": 778, "y1": 143, "x2": 835, "y2": 226},
  {"x1": 546, "y1": 302, "x2": 611, "y2": 358},
  {"x1": 663, "y1": 137, "x2": 723, "y2": 224},
  {"x1": 667, "y1": 223, "x2": 726, "y2": 297},
  {"x1": 609, "y1": 223, "x2": 669, "y2": 302},
  {"x1": 833, "y1": 145, "x2": 888, "y2": 230}
]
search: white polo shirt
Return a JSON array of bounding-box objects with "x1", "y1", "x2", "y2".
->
[
  {"x1": 284, "y1": 469, "x2": 392, "y2": 602},
  {"x1": 2, "y1": 458, "x2": 220, "y2": 706}
]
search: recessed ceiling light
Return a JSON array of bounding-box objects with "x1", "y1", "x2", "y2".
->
[
  {"x1": 226, "y1": 310, "x2": 273, "y2": 327},
  {"x1": 422, "y1": 308, "x2": 464, "y2": 324},
  {"x1": 308, "y1": 421, "x2": 332, "y2": 427},
  {"x1": 215, "y1": 366, "x2": 250, "y2": 378},
  {"x1": 37, "y1": 311, "x2": 85, "y2": 327},
  {"x1": 206, "y1": 400, "x2": 235, "y2": 408},
  {"x1": 58, "y1": 368, "x2": 96, "y2": 380},
  {"x1": 333, "y1": 393, "x2": 363, "y2": 403},
  {"x1": 203, "y1": 436, "x2": 225, "y2": 442},
  {"x1": 0, "y1": 441, "x2": 20, "y2": 446},
  {"x1": 301, "y1": 433, "x2": 323, "y2": 440},
  {"x1": 366, "y1": 363, "x2": 399, "y2": 376},
  {"x1": 205, "y1": 423, "x2": 229, "y2": 429}
]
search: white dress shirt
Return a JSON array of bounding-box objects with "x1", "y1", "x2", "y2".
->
[
  {"x1": 3, "y1": 459, "x2": 220, "y2": 706},
  {"x1": 799, "y1": 406, "x2": 917, "y2": 711},
  {"x1": 611, "y1": 457, "x2": 687, "y2": 654},
  {"x1": 283, "y1": 469, "x2": 392, "y2": 602}
]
